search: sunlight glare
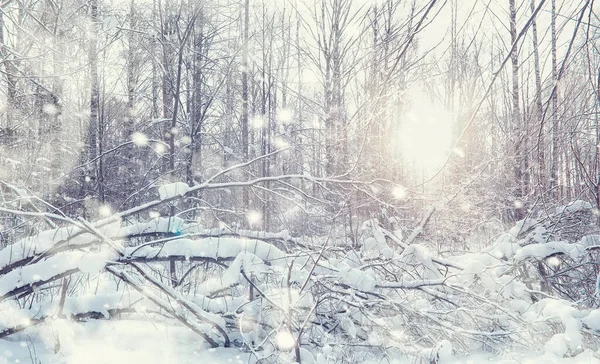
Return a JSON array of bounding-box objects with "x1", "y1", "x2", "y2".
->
[{"x1": 397, "y1": 95, "x2": 453, "y2": 171}]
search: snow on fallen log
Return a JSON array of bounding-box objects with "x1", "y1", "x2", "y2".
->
[
  {"x1": 125, "y1": 236, "x2": 286, "y2": 263},
  {"x1": 377, "y1": 278, "x2": 447, "y2": 289},
  {"x1": 0, "y1": 249, "x2": 115, "y2": 302},
  {"x1": 555, "y1": 200, "x2": 593, "y2": 214},
  {"x1": 189, "y1": 294, "x2": 246, "y2": 315},
  {"x1": 396, "y1": 244, "x2": 442, "y2": 280},
  {"x1": 0, "y1": 292, "x2": 144, "y2": 334},
  {"x1": 0, "y1": 308, "x2": 138, "y2": 339},
  {"x1": 514, "y1": 241, "x2": 587, "y2": 261},
  {"x1": 0, "y1": 213, "x2": 299, "y2": 278},
  {"x1": 157, "y1": 182, "x2": 190, "y2": 200},
  {"x1": 337, "y1": 266, "x2": 378, "y2": 291},
  {"x1": 582, "y1": 309, "x2": 600, "y2": 331},
  {"x1": 119, "y1": 216, "x2": 186, "y2": 236},
  {"x1": 0, "y1": 219, "x2": 121, "y2": 275}
]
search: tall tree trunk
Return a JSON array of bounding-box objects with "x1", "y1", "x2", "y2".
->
[
  {"x1": 294, "y1": 8, "x2": 304, "y2": 183},
  {"x1": 126, "y1": 0, "x2": 136, "y2": 126},
  {"x1": 187, "y1": 22, "x2": 203, "y2": 186},
  {"x1": 595, "y1": 68, "x2": 600, "y2": 217},
  {"x1": 151, "y1": 0, "x2": 159, "y2": 118},
  {"x1": 550, "y1": 0, "x2": 560, "y2": 200},
  {"x1": 509, "y1": 0, "x2": 524, "y2": 219},
  {"x1": 531, "y1": 0, "x2": 545, "y2": 194},
  {"x1": 88, "y1": 0, "x2": 102, "y2": 202},
  {"x1": 260, "y1": 5, "x2": 269, "y2": 230},
  {"x1": 123, "y1": 0, "x2": 137, "y2": 205},
  {"x1": 241, "y1": 0, "x2": 250, "y2": 212},
  {"x1": 160, "y1": 0, "x2": 173, "y2": 174},
  {"x1": 0, "y1": 4, "x2": 19, "y2": 243},
  {"x1": 168, "y1": 13, "x2": 196, "y2": 287},
  {"x1": 50, "y1": 8, "x2": 64, "y2": 188},
  {"x1": 0, "y1": 8, "x2": 17, "y2": 137}
]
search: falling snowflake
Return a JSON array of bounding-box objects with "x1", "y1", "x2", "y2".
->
[
  {"x1": 275, "y1": 330, "x2": 296, "y2": 351},
  {"x1": 246, "y1": 210, "x2": 262, "y2": 226},
  {"x1": 272, "y1": 137, "x2": 289, "y2": 149},
  {"x1": 251, "y1": 115, "x2": 265, "y2": 129},
  {"x1": 155, "y1": 143, "x2": 167, "y2": 155},
  {"x1": 180, "y1": 136, "x2": 192, "y2": 145},
  {"x1": 131, "y1": 132, "x2": 148, "y2": 147},
  {"x1": 277, "y1": 108, "x2": 294, "y2": 124},
  {"x1": 546, "y1": 256, "x2": 561, "y2": 267},
  {"x1": 392, "y1": 186, "x2": 406, "y2": 200},
  {"x1": 42, "y1": 103, "x2": 59, "y2": 116},
  {"x1": 98, "y1": 205, "x2": 111, "y2": 217}
]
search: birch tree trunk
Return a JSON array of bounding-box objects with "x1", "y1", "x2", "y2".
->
[
  {"x1": 509, "y1": 0, "x2": 524, "y2": 219},
  {"x1": 550, "y1": 0, "x2": 560, "y2": 200},
  {"x1": 531, "y1": 0, "x2": 545, "y2": 194},
  {"x1": 88, "y1": 0, "x2": 103, "y2": 202},
  {"x1": 241, "y1": 0, "x2": 250, "y2": 212}
]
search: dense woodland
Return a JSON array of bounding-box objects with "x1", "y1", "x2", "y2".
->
[{"x1": 1, "y1": 0, "x2": 600, "y2": 363}]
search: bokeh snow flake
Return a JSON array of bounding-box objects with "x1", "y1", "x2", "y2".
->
[
  {"x1": 277, "y1": 108, "x2": 294, "y2": 124},
  {"x1": 42, "y1": 103, "x2": 60, "y2": 115},
  {"x1": 246, "y1": 210, "x2": 262, "y2": 226},
  {"x1": 546, "y1": 256, "x2": 561, "y2": 267},
  {"x1": 272, "y1": 137, "x2": 289, "y2": 149},
  {"x1": 180, "y1": 136, "x2": 192, "y2": 145},
  {"x1": 251, "y1": 115, "x2": 265, "y2": 129},
  {"x1": 392, "y1": 186, "x2": 407, "y2": 200},
  {"x1": 154, "y1": 143, "x2": 167, "y2": 155},
  {"x1": 98, "y1": 204, "x2": 111, "y2": 217},
  {"x1": 275, "y1": 330, "x2": 296, "y2": 351},
  {"x1": 131, "y1": 132, "x2": 148, "y2": 147}
]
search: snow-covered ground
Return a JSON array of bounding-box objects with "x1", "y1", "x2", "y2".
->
[
  {"x1": 0, "y1": 320, "x2": 252, "y2": 364},
  {"x1": 0, "y1": 319, "x2": 598, "y2": 364},
  {"x1": 1, "y1": 199, "x2": 600, "y2": 363}
]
